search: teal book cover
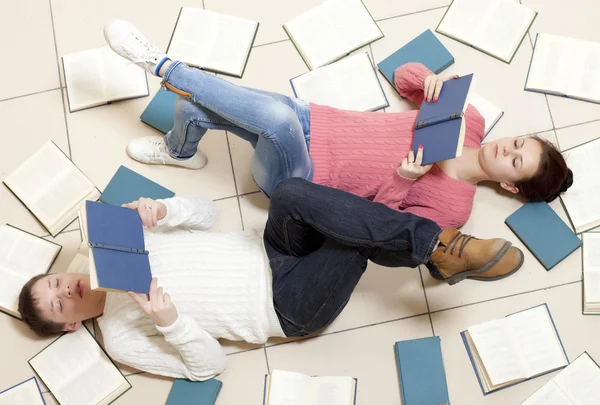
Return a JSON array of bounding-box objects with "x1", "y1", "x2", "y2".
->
[
  {"x1": 140, "y1": 89, "x2": 177, "y2": 134},
  {"x1": 100, "y1": 165, "x2": 175, "y2": 207},
  {"x1": 166, "y1": 378, "x2": 222, "y2": 405}
]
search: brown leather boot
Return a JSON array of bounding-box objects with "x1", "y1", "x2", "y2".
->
[{"x1": 426, "y1": 229, "x2": 524, "y2": 285}]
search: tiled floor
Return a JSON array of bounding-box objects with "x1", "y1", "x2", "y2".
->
[{"x1": 1, "y1": 0, "x2": 599, "y2": 403}]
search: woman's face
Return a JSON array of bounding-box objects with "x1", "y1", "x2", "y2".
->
[{"x1": 478, "y1": 137, "x2": 543, "y2": 187}]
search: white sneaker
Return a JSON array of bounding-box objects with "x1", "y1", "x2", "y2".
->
[
  {"x1": 126, "y1": 136, "x2": 207, "y2": 169},
  {"x1": 103, "y1": 20, "x2": 168, "y2": 76}
]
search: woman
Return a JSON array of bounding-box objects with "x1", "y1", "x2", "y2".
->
[{"x1": 105, "y1": 20, "x2": 573, "y2": 229}]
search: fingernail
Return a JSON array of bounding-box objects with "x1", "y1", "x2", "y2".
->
[
  {"x1": 419, "y1": 144, "x2": 423, "y2": 149},
  {"x1": 433, "y1": 97, "x2": 438, "y2": 102}
]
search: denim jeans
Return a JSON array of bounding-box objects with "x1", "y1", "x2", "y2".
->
[
  {"x1": 264, "y1": 178, "x2": 442, "y2": 337},
  {"x1": 162, "y1": 61, "x2": 313, "y2": 196}
]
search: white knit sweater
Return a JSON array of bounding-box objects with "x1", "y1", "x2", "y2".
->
[{"x1": 96, "y1": 197, "x2": 285, "y2": 381}]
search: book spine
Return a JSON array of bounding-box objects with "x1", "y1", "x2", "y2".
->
[
  {"x1": 89, "y1": 242, "x2": 149, "y2": 255},
  {"x1": 415, "y1": 111, "x2": 463, "y2": 129}
]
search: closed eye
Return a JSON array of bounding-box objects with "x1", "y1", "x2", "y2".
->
[
  {"x1": 59, "y1": 301, "x2": 63, "y2": 312},
  {"x1": 513, "y1": 158, "x2": 517, "y2": 168}
]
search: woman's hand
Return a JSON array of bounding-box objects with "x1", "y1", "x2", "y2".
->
[
  {"x1": 128, "y1": 278, "x2": 178, "y2": 328},
  {"x1": 122, "y1": 197, "x2": 167, "y2": 229},
  {"x1": 397, "y1": 146, "x2": 433, "y2": 180},
  {"x1": 423, "y1": 74, "x2": 460, "y2": 103}
]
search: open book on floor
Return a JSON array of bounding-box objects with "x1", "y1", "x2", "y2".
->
[
  {"x1": 3, "y1": 141, "x2": 101, "y2": 237},
  {"x1": 263, "y1": 370, "x2": 357, "y2": 405},
  {"x1": 469, "y1": 92, "x2": 503, "y2": 137},
  {"x1": 559, "y1": 138, "x2": 600, "y2": 234},
  {"x1": 462, "y1": 304, "x2": 568, "y2": 395},
  {"x1": 100, "y1": 165, "x2": 175, "y2": 207},
  {"x1": 582, "y1": 233, "x2": 600, "y2": 315},
  {"x1": 283, "y1": 0, "x2": 383, "y2": 70},
  {"x1": 167, "y1": 7, "x2": 259, "y2": 78},
  {"x1": 0, "y1": 377, "x2": 45, "y2": 405},
  {"x1": 80, "y1": 200, "x2": 152, "y2": 294},
  {"x1": 436, "y1": 0, "x2": 537, "y2": 63},
  {"x1": 505, "y1": 201, "x2": 581, "y2": 270},
  {"x1": 166, "y1": 379, "x2": 222, "y2": 405},
  {"x1": 29, "y1": 326, "x2": 131, "y2": 405},
  {"x1": 290, "y1": 52, "x2": 388, "y2": 112},
  {"x1": 0, "y1": 224, "x2": 61, "y2": 319},
  {"x1": 521, "y1": 352, "x2": 600, "y2": 405},
  {"x1": 62, "y1": 46, "x2": 149, "y2": 112},
  {"x1": 140, "y1": 89, "x2": 177, "y2": 134},
  {"x1": 525, "y1": 33, "x2": 600, "y2": 104}
]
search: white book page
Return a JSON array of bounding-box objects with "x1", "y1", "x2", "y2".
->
[
  {"x1": 267, "y1": 370, "x2": 312, "y2": 405},
  {"x1": 438, "y1": 0, "x2": 497, "y2": 45},
  {"x1": 63, "y1": 48, "x2": 107, "y2": 111},
  {"x1": 66, "y1": 252, "x2": 90, "y2": 275},
  {"x1": 554, "y1": 354, "x2": 600, "y2": 405},
  {"x1": 527, "y1": 34, "x2": 576, "y2": 94},
  {"x1": 0, "y1": 379, "x2": 45, "y2": 405},
  {"x1": 292, "y1": 53, "x2": 386, "y2": 111},
  {"x1": 583, "y1": 233, "x2": 600, "y2": 303},
  {"x1": 568, "y1": 40, "x2": 600, "y2": 102},
  {"x1": 507, "y1": 306, "x2": 568, "y2": 378},
  {"x1": 29, "y1": 328, "x2": 127, "y2": 405},
  {"x1": 521, "y1": 380, "x2": 575, "y2": 405},
  {"x1": 310, "y1": 377, "x2": 355, "y2": 405},
  {"x1": 100, "y1": 47, "x2": 147, "y2": 101},
  {"x1": 468, "y1": 318, "x2": 526, "y2": 385},
  {"x1": 560, "y1": 139, "x2": 600, "y2": 233},
  {"x1": 0, "y1": 267, "x2": 32, "y2": 316},
  {"x1": 469, "y1": 92, "x2": 502, "y2": 135}
]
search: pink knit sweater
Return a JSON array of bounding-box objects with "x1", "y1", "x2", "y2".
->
[{"x1": 309, "y1": 62, "x2": 485, "y2": 229}]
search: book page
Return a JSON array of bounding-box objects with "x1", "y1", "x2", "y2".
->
[
  {"x1": 554, "y1": 354, "x2": 600, "y2": 405},
  {"x1": 437, "y1": 0, "x2": 496, "y2": 44},
  {"x1": 292, "y1": 52, "x2": 386, "y2": 111},
  {"x1": 583, "y1": 233, "x2": 600, "y2": 304},
  {"x1": 569, "y1": 40, "x2": 600, "y2": 102},
  {"x1": 469, "y1": 92, "x2": 502, "y2": 135},
  {"x1": 527, "y1": 34, "x2": 576, "y2": 95},
  {"x1": 100, "y1": 47, "x2": 148, "y2": 101},
  {"x1": 29, "y1": 328, "x2": 128, "y2": 405},
  {"x1": 507, "y1": 305, "x2": 568, "y2": 378},
  {"x1": 0, "y1": 225, "x2": 60, "y2": 275},
  {"x1": 310, "y1": 377, "x2": 355, "y2": 405},
  {"x1": 521, "y1": 380, "x2": 575, "y2": 405},
  {"x1": 0, "y1": 379, "x2": 45, "y2": 405},
  {"x1": 267, "y1": 370, "x2": 311, "y2": 405},
  {"x1": 63, "y1": 48, "x2": 107, "y2": 111}
]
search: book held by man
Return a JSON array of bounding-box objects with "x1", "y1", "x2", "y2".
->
[
  {"x1": 521, "y1": 352, "x2": 600, "y2": 405},
  {"x1": 462, "y1": 304, "x2": 568, "y2": 394},
  {"x1": 100, "y1": 165, "x2": 175, "y2": 207},
  {"x1": 290, "y1": 52, "x2": 389, "y2": 112},
  {"x1": 140, "y1": 89, "x2": 178, "y2": 134},
  {"x1": 582, "y1": 233, "x2": 600, "y2": 315},
  {"x1": 167, "y1": 8, "x2": 259, "y2": 78},
  {"x1": 283, "y1": 0, "x2": 383, "y2": 70},
  {"x1": 525, "y1": 33, "x2": 600, "y2": 104},
  {"x1": 29, "y1": 327, "x2": 131, "y2": 405},
  {"x1": 3, "y1": 141, "x2": 101, "y2": 237},
  {"x1": 263, "y1": 369, "x2": 357, "y2": 405},
  {"x1": 436, "y1": 0, "x2": 537, "y2": 63},
  {"x1": 166, "y1": 378, "x2": 222, "y2": 405},
  {"x1": 62, "y1": 46, "x2": 149, "y2": 112},
  {"x1": 0, "y1": 377, "x2": 45, "y2": 405}
]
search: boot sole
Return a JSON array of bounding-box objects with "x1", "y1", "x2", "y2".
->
[
  {"x1": 443, "y1": 241, "x2": 512, "y2": 286},
  {"x1": 466, "y1": 248, "x2": 525, "y2": 282}
]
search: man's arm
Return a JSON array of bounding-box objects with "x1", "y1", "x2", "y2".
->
[{"x1": 123, "y1": 196, "x2": 218, "y2": 230}]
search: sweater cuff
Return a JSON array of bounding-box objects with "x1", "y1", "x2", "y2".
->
[
  {"x1": 156, "y1": 198, "x2": 179, "y2": 227},
  {"x1": 394, "y1": 171, "x2": 418, "y2": 185},
  {"x1": 156, "y1": 313, "x2": 188, "y2": 341}
]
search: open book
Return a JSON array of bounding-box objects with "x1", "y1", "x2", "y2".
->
[
  {"x1": 29, "y1": 327, "x2": 130, "y2": 405},
  {"x1": 469, "y1": 92, "x2": 503, "y2": 137},
  {"x1": 522, "y1": 352, "x2": 600, "y2": 405},
  {"x1": 283, "y1": 0, "x2": 383, "y2": 70},
  {"x1": 3, "y1": 141, "x2": 101, "y2": 237},
  {"x1": 560, "y1": 138, "x2": 600, "y2": 234},
  {"x1": 290, "y1": 52, "x2": 388, "y2": 112},
  {"x1": 264, "y1": 370, "x2": 357, "y2": 405},
  {"x1": 462, "y1": 304, "x2": 568, "y2": 395},
  {"x1": 436, "y1": 0, "x2": 537, "y2": 63},
  {"x1": 167, "y1": 8, "x2": 259, "y2": 78},
  {"x1": 0, "y1": 377, "x2": 45, "y2": 405},
  {"x1": 583, "y1": 233, "x2": 600, "y2": 314},
  {"x1": 63, "y1": 46, "x2": 148, "y2": 112},
  {"x1": 525, "y1": 33, "x2": 600, "y2": 104},
  {"x1": 0, "y1": 224, "x2": 61, "y2": 318}
]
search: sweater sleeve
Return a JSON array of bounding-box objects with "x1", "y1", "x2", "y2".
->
[
  {"x1": 394, "y1": 62, "x2": 434, "y2": 107},
  {"x1": 155, "y1": 196, "x2": 218, "y2": 230},
  {"x1": 373, "y1": 171, "x2": 416, "y2": 210}
]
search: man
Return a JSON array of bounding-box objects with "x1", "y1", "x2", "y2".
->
[{"x1": 19, "y1": 179, "x2": 523, "y2": 381}]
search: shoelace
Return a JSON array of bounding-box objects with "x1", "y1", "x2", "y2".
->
[
  {"x1": 149, "y1": 140, "x2": 168, "y2": 164},
  {"x1": 126, "y1": 33, "x2": 159, "y2": 65},
  {"x1": 442, "y1": 233, "x2": 477, "y2": 259}
]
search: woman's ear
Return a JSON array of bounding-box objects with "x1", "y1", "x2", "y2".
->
[
  {"x1": 501, "y1": 183, "x2": 519, "y2": 194},
  {"x1": 62, "y1": 321, "x2": 81, "y2": 332}
]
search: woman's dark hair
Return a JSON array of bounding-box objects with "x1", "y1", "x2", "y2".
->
[
  {"x1": 516, "y1": 136, "x2": 573, "y2": 203},
  {"x1": 18, "y1": 274, "x2": 64, "y2": 337}
]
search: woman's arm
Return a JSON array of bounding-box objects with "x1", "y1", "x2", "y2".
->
[
  {"x1": 393, "y1": 63, "x2": 434, "y2": 106},
  {"x1": 373, "y1": 173, "x2": 415, "y2": 209}
]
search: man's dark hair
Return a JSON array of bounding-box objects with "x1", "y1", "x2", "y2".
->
[{"x1": 18, "y1": 274, "x2": 64, "y2": 337}]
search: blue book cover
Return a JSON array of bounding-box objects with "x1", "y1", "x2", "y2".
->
[
  {"x1": 100, "y1": 165, "x2": 175, "y2": 207},
  {"x1": 166, "y1": 378, "x2": 222, "y2": 405},
  {"x1": 395, "y1": 337, "x2": 450, "y2": 405},
  {"x1": 140, "y1": 89, "x2": 177, "y2": 134},
  {"x1": 378, "y1": 29, "x2": 454, "y2": 90},
  {"x1": 505, "y1": 202, "x2": 582, "y2": 270},
  {"x1": 85, "y1": 200, "x2": 152, "y2": 293},
  {"x1": 413, "y1": 74, "x2": 473, "y2": 164}
]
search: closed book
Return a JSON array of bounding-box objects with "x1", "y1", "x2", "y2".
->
[
  {"x1": 101, "y1": 165, "x2": 175, "y2": 207},
  {"x1": 413, "y1": 74, "x2": 473, "y2": 164},
  {"x1": 505, "y1": 202, "x2": 581, "y2": 270},
  {"x1": 395, "y1": 337, "x2": 450, "y2": 405},
  {"x1": 140, "y1": 89, "x2": 177, "y2": 134},
  {"x1": 377, "y1": 29, "x2": 454, "y2": 90},
  {"x1": 166, "y1": 379, "x2": 222, "y2": 405}
]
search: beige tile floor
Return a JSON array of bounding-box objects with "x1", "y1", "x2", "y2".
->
[{"x1": 1, "y1": 0, "x2": 599, "y2": 403}]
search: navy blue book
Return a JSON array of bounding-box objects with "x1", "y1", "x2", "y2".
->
[
  {"x1": 140, "y1": 89, "x2": 177, "y2": 134},
  {"x1": 0, "y1": 377, "x2": 46, "y2": 404},
  {"x1": 395, "y1": 337, "x2": 450, "y2": 405},
  {"x1": 377, "y1": 29, "x2": 454, "y2": 91},
  {"x1": 81, "y1": 200, "x2": 152, "y2": 294},
  {"x1": 506, "y1": 202, "x2": 582, "y2": 270},
  {"x1": 101, "y1": 165, "x2": 175, "y2": 207},
  {"x1": 166, "y1": 379, "x2": 222, "y2": 405},
  {"x1": 413, "y1": 73, "x2": 473, "y2": 164}
]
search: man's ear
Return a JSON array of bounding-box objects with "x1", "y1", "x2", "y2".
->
[
  {"x1": 500, "y1": 183, "x2": 519, "y2": 194},
  {"x1": 62, "y1": 321, "x2": 82, "y2": 332}
]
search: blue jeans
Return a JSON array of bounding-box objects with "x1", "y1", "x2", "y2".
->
[
  {"x1": 264, "y1": 178, "x2": 442, "y2": 337},
  {"x1": 162, "y1": 61, "x2": 313, "y2": 196}
]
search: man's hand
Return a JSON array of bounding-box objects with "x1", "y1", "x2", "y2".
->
[
  {"x1": 128, "y1": 278, "x2": 178, "y2": 328},
  {"x1": 122, "y1": 197, "x2": 167, "y2": 229},
  {"x1": 397, "y1": 146, "x2": 433, "y2": 180},
  {"x1": 423, "y1": 74, "x2": 460, "y2": 103}
]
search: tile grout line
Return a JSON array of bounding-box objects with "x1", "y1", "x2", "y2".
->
[
  {"x1": 418, "y1": 265, "x2": 436, "y2": 336},
  {"x1": 202, "y1": 0, "x2": 205, "y2": 9},
  {"x1": 253, "y1": 38, "x2": 290, "y2": 49},
  {"x1": 374, "y1": 4, "x2": 449, "y2": 23},
  {"x1": 41, "y1": 227, "x2": 80, "y2": 239},
  {"x1": 0, "y1": 87, "x2": 62, "y2": 103},
  {"x1": 224, "y1": 131, "x2": 246, "y2": 230},
  {"x1": 263, "y1": 345, "x2": 271, "y2": 374}
]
